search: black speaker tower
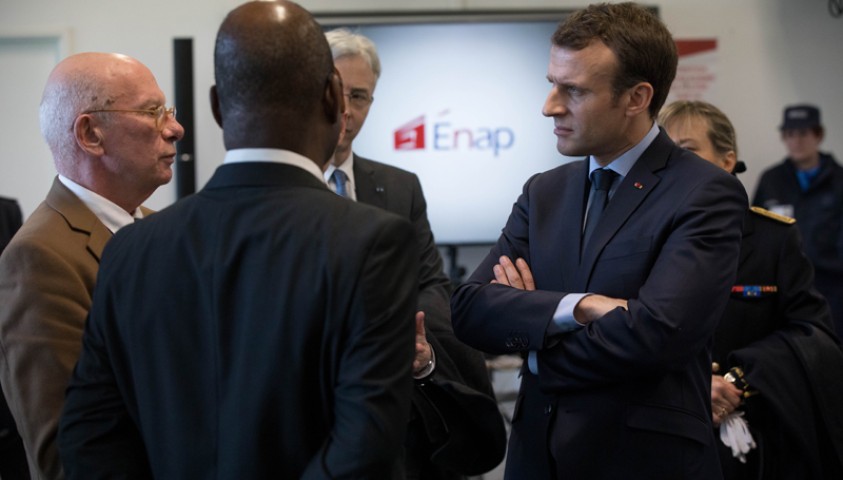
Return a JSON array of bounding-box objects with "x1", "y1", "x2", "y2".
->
[{"x1": 173, "y1": 38, "x2": 196, "y2": 198}]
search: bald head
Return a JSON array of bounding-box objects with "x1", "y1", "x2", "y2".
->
[
  {"x1": 213, "y1": 0, "x2": 341, "y2": 158},
  {"x1": 38, "y1": 52, "x2": 183, "y2": 212},
  {"x1": 40, "y1": 53, "x2": 156, "y2": 174}
]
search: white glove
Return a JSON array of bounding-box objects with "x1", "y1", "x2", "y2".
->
[{"x1": 719, "y1": 411, "x2": 756, "y2": 463}]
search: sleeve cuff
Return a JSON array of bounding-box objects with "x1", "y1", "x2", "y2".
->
[
  {"x1": 547, "y1": 293, "x2": 589, "y2": 335},
  {"x1": 413, "y1": 345, "x2": 436, "y2": 380}
]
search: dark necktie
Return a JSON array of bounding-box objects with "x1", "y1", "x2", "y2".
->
[
  {"x1": 582, "y1": 168, "x2": 617, "y2": 246},
  {"x1": 332, "y1": 169, "x2": 349, "y2": 197}
]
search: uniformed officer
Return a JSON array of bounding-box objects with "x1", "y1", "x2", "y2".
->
[
  {"x1": 752, "y1": 105, "x2": 843, "y2": 335},
  {"x1": 660, "y1": 100, "x2": 843, "y2": 480}
]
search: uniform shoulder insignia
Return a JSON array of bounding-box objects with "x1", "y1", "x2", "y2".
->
[{"x1": 749, "y1": 206, "x2": 796, "y2": 224}]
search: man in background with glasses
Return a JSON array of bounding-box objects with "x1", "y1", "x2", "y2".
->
[
  {"x1": 324, "y1": 29, "x2": 503, "y2": 479},
  {"x1": 0, "y1": 51, "x2": 183, "y2": 479}
]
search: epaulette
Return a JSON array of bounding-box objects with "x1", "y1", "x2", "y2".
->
[{"x1": 749, "y1": 206, "x2": 796, "y2": 224}]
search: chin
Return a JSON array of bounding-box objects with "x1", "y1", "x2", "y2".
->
[
  {"x1": 556, "y1": 142, "x2": 581, "y2": 157},
  {"x1": 158, "y1": 171, "x2": 174, "y2": 185},
  {"x1": 339, "y1": 137, "x2": 355, "y2": 151}
]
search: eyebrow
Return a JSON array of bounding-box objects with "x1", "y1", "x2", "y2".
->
[
  {"x1": 546, "y1": 75, "x2": 583, "y2": 89},
  {"x1": 139, "y1": 97, "x2": 166, "y2": 107}
]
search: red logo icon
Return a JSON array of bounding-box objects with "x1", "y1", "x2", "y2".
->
[{"x1": 394, "y1": 115, "x2": 425, "y2": 150}]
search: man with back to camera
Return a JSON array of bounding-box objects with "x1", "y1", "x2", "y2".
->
[
  {"x1": 451, "y1": 3, "x2": 747, "y2": 479},
  {"x1": 753, "y1": 104, "x2": 843, "y2": 335},
  {"x1": 0, "y1": 52, "x2": 183, "y2": 479},
  {"x1": 324, "y1": 28, "x2": 503, "y2": 479},
  {"x1": 58, "y1": 2, "x2": 419, "y2": 478}
]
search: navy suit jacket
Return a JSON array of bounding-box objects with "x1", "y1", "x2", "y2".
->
[
  {"x1": 352, "y1": 155, "x2": 492, "y2": 396},
  {"x1": 452, "y1": 129, "x2": 747, "y2": 479},
  {"x1": 59, "y1": 162, "x2": 419, "y2": 479},
  {"x1": 353, "y1": 155, "x2": 502, "y2": 478}
]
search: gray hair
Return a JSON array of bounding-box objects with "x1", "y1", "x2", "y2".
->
[
  {"x1": 325, "y1": 28, "x2": 381, "y2": 80},
  {"x1": 39, "y1": 60, "x2": 114, "y2": 171}
]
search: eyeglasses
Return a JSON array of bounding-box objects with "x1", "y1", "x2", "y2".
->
[
  {"x1": 344, "y1": 92, "x2": 374, "y2": 109},
  {"x1": 84, "y1": 105, "x2": 177, "y2": 130}
]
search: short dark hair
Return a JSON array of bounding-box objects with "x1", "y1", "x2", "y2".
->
[
  {"x1": 213, "y1": 6, "x2": 334, "y2": 119},
  {"x1": 552, "y1": 2, "x2": 677, "y2": 118}
]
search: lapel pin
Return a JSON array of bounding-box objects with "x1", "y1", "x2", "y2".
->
[{"x1": 633, "y1": 182, "x2": 643, "y2": 189}]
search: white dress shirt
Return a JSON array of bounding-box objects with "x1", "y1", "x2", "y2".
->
[{"x1": 58, "y1": 175, "x2": 143, "y2": 234}]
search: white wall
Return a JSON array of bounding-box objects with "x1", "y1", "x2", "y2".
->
[
  {"x1": 660, "y1": 0, "x2": 843, "y2": 204},
  {"x1": 1, "y1": 0, "x2": 841, "y2": 269}
]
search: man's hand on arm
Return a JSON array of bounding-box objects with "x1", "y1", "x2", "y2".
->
[
  {"x1": 491, "y1": 256, "x2": 535, "y2": 290},
  {"x1": 491, "y1": 255, "x2": 627, "y2": 326},
  {"x1": 572, "y1": 294, "x2": 628, "y2": 325}
]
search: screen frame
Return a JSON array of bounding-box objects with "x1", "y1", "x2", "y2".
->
[{"x1": 316, "y1": 10, "x2": 577, "y2": 28}]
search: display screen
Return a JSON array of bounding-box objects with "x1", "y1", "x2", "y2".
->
[{"x1": 319, "y1": 11, "x2": 578, "y2": 245}]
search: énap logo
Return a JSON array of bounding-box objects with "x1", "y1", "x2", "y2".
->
[
  {"x1": 393, "y1": 111, "x2": 514, "y2": 157},
  {"x1": 394, "y1": 116, "x2": 425, "y2": 150}
]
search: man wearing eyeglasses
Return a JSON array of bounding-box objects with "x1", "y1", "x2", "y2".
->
[
  {"x1": 323, "y1": 30, "x2": 503, "y2": 479},
  {"x1": 0, "y1": 51, "x2": 183, "y2": 479}
]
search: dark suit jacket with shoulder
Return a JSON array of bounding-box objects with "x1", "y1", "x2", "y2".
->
[
  {"x1": 452, "y1": 129, "x2": 747, "y2": 480},
  {"x1": 353, "y1": 155, "x2": 492, "y2": 397},
  {"x1": 58, "y1": 162, "x2": 420, "y2": 479},
  {"x1": 0, "y1": 177, "x2": 116, "y2": 479},
  {"x1": 354, "y1": 155, "x2": 500, "y2": 478},
  {"x1": 715, "y1": 209, "x2": 843, "y2": 479}
]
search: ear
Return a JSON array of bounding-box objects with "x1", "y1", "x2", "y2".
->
[
  {"x1": 722, "y1": 150, "x2": 738, "y2": 174},
  {"x1": 210, "y1": 85, "x2": 223, "y2": 127},
  {"x1": 625, "y1": 82, "x2": 654, "y2": 118},
  {"x1": 73, "y1": 114, "x2": 104, "y2": 156},
  {"x1": 323, "y1": 68, "x2": 345, "y2": 125}
]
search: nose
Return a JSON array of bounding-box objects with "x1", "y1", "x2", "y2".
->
[
  {"x1": 163, "y1": 116, "x2": 185, "y2": 142},
  {"x1": 542, "y1": 87, "x2": 565, "y2": 118}
]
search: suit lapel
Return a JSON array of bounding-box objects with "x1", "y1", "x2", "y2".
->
[
  {"x1": 46, "y1": 177, "x2": 112, "y2": 262},
  {"x1": 85, "y1": 222, "x2": 111, "y2": 261},
  {"x1": 353, "y1": 155, "x2": 387, "y2": 209},
  {"x1": 527, "y1": 161, "x2": 590, "y2": 291},
  {"x1": 554, "y1": 162, "x2": 589, "y2": 290},
  {"x1": 575, "y1": 131, "x2": 671, "y2": 289}
]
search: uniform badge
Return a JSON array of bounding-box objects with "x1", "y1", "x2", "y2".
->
[{"x1": 731, "y1": 285, "x2": 778, "y2": 297}]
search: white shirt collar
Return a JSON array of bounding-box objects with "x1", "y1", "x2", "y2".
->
[
  {"x1": 58, "y1": 175, "x2": 142, "y2": 234},
  {"x1": 223, "y1": 148, "x2": 326, "y2": 184}
]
